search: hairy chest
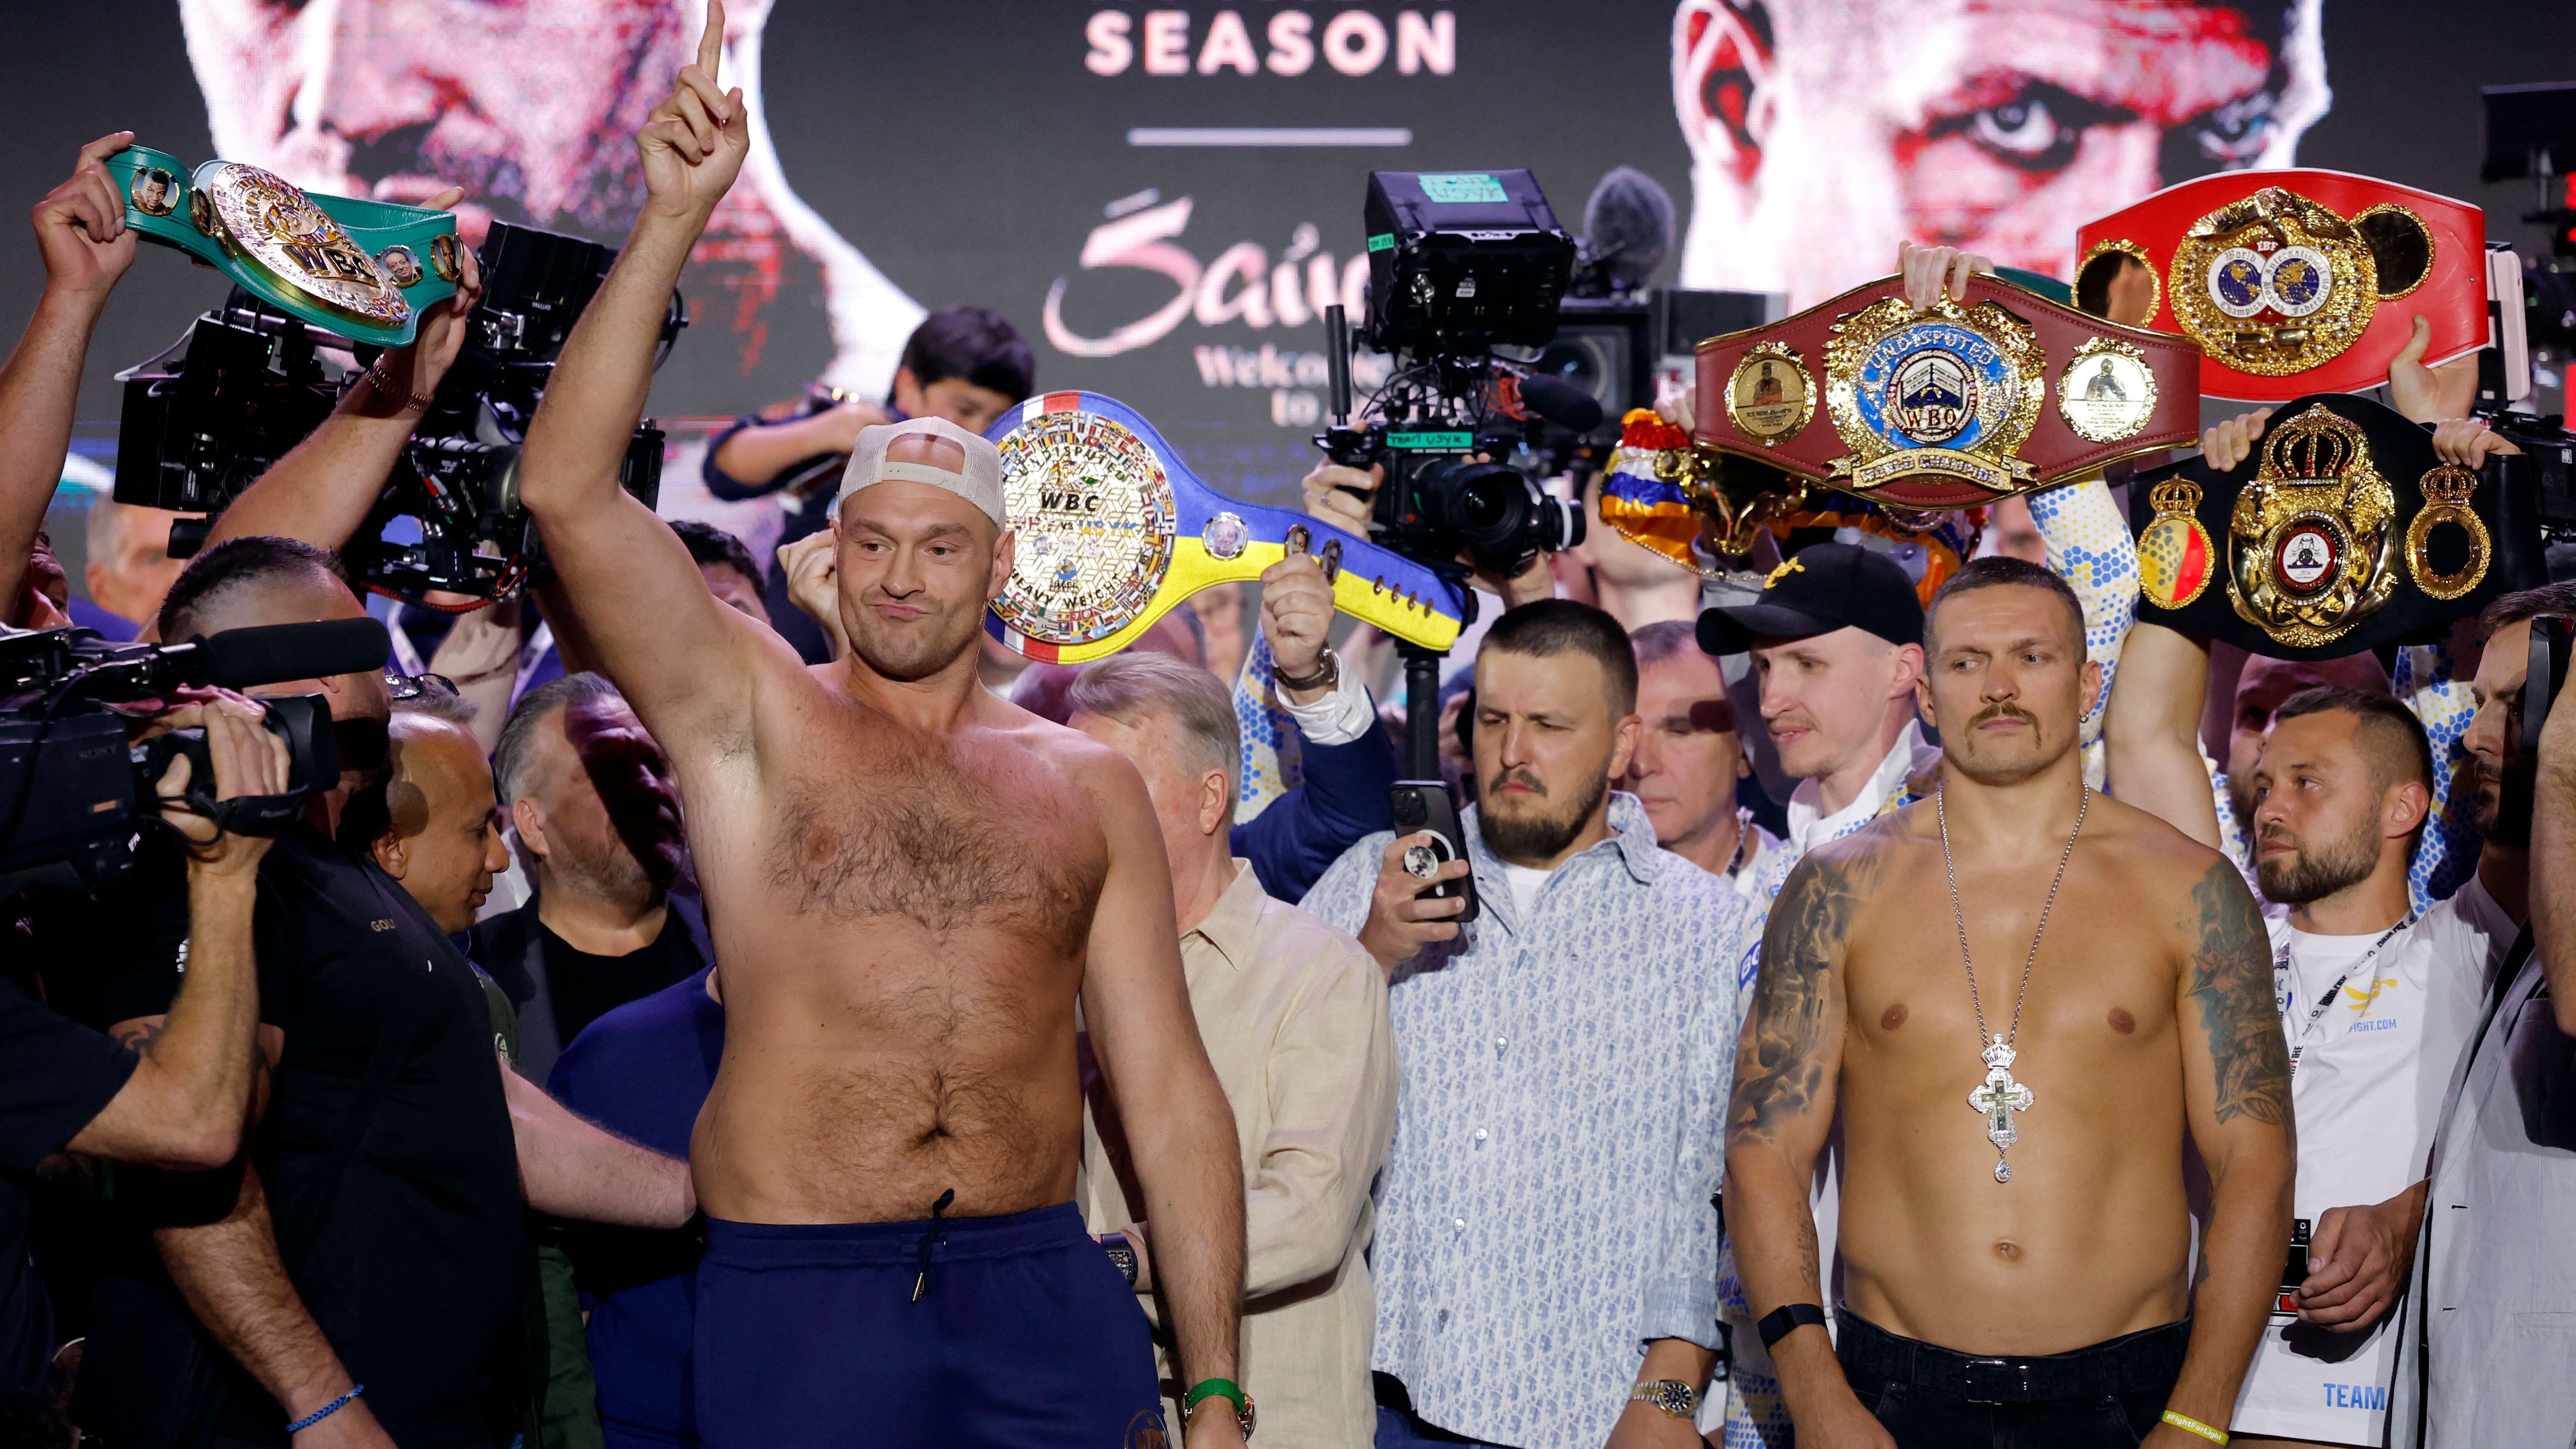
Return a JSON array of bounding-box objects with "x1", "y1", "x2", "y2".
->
[{"x1": 758, "y1": 740, "x2": 1105, "y2": 950}]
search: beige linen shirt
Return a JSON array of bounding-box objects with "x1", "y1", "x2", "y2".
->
[{"x1": 1080, "y1": 860, "x2": 1398, "y2": 1449}]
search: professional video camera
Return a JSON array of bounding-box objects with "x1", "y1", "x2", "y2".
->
[
  {"x1": 0, "y1": 618, "x2": 390, "y2": 901},
  {"x1": 112, "y1": 221, "x2": 678, "y2": 604},
  {"x1": 1317, "y1": 168, "x2": 1589, "y2": 580}
]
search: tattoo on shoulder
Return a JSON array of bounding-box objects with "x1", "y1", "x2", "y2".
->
[
  {"x1": 2183, "y1": 861, "x2": 2292, "y2": 1129},
  {"x1": 1728, "y1": 850, "x2": 1875, "y2": 1147},
  {"x1": 111, "y1": 1018, "x2": 167, "y2": 1059}
]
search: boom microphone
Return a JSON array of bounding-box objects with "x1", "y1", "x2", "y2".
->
[
  {"x1": 1517, "y1": 374, "x2": 1607, "y2": 434},
  {"x1": 1573, "y1": 166, "x2": 1675, "y2": 298},
  {"x1": 187, "y1": 618, "x2": 393, "y2": 689}
]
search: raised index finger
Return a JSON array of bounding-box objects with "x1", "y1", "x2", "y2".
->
[{"x1": 699, "y1": 0, "x2": 726, "y2": 80}]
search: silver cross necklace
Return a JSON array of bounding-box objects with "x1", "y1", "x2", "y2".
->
[{"x1": 1937, "y1": 779, "x2": 2089, "y2": 1184}]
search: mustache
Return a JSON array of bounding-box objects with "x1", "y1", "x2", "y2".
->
[
  {"x1": 1485, "y1": 766, "x2": 1547, "y2": 797},
  {"x1": 2256, "y1": 823, "x2": 2303, "y2": 852},
  {"x1": 1970, "y1": 702, "x2": 2040, "y2": 731}
]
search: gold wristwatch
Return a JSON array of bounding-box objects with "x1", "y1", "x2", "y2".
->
[{"x1": 1629, "y1": 1379, "x2": 1699, "y2": 1419}]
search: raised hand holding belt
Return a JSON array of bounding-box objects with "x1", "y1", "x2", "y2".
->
[
  {"x1": 101, "y1": 144, "x2": 461, "y2": 346},
  {"x1": 2076, "y1": 168, "x2": 2487, "y2": 401},
  {"x1": 983, "y1": 391, "x2": 1466, "y2": 666},
  {"x1": 2128, "y1": 392, "x2": 2547, "y2": 660},
  {"x1": 1672, "y1": 271, "x2": 2202, "y2": 512}
]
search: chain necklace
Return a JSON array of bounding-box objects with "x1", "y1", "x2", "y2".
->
[{"x1": 1937, "y1": 780, "x2": 2089, "y2": 1184}]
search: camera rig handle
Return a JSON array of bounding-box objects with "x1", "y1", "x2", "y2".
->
[{"x1": 1316, "y1": 304, "x2": 1377, "y2": 472}]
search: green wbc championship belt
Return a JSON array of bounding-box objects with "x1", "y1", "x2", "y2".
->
[
  {"x1": 103, "y1": 145, "x2": 461, "y2": 346},
  {"x1": 981, "y1": 391, "x2": 1466, "y2": 665},
  {"x1": 2128, "y1": 393, "x2": 2546, "y2": 660}
]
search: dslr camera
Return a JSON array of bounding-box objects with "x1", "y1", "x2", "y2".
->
[
  {"x1": 1317, "y1": 169, "x2": 1588, "y2": 582},
  {"x1": 111, "y1": 222, "x2": 676, "y2": 604},
  {"x1": 0, "y1": 618, "x2": 389, "y2": 901}
]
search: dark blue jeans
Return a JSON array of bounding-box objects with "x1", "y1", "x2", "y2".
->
[{"x1": 1837, "y1": 1308, "x2": 2188, "y2": 1449}]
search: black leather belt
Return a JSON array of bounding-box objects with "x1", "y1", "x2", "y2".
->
[{"x1": 1834, "y1": 1306, "x2": 2190, "y2": 1405}]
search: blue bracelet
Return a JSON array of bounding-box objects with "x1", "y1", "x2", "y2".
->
[{"x1": 285, "y1": 1384, "x2": 364, "y2": 1434}]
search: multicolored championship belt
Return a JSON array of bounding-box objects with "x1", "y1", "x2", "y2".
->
[
  {"x1": 1600, "y1": 409, "x2": 1975, "y2": 602},
  {"x1": 1664, "y1": 272, "x2": 2202, "y2": 513},
  {"x1": 2129, "y1": 394, "x2": 2544, "y2": 660},
  {"x1": 102, "y1": 145, "x2": 462, "y2": 346},
  {"x1": 980, "y1": 392, "x2": 1466, "y2": 665},
  {"x1": 2077, "y1": 171, "x2": 2486, "y2": 401}
]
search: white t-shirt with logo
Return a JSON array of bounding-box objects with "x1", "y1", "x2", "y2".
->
[{"x1": 2231, "y1": 875, "x2": 2515, "y2": 1443}]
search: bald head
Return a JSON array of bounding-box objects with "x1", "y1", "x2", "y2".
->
[{"x1": 362, "y1": 713, "x2": 509, "y2": 934}]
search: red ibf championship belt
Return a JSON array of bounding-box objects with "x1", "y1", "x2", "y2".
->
[
  {"x1": 2076, "y1": 171, "x2": 2487, "y2": 401},
  {"x1": 1667, "y1": 273, "x2": 2202, "y2": 512}
]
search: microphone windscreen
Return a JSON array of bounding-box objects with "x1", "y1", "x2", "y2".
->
[
  {"x1": 1581, "y1": 166, "x2": 1675, "y2": 289},
  {"x1": 195, "y1": 618, "x2": 393, "y2": 690},
  {"x1": 1519, "y1": 374, "x2": 1606, "y2": 434}
]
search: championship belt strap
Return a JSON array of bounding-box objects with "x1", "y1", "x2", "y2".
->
[
  {"x1": 2076, "y1": 168, "x2": 2486, "y2": 402},
  {"x1": 2129, "y1": 393, "x2": 2545, "y2": 660},
  {"x1": 104, "y1": 145, "x2": 462, "y2": 346},
  {"x1": 982, "y1": 391, "x2": 1466, "y2": 666},
  {"x1": 1682, "y1": 272, "x2": 2202, "y2": 510}
]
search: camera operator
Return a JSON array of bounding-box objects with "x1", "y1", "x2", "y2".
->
[
  {"x1": 2387, "y1": 583, "x2": 2576, "y2": 1447},
  {"x1": 1, "y1": 696, "x2": 288, "y2": 1418},
  {"x1": 69, "y1": 538, "x2": 694, "y2": 1449},
  {"x1": 0, "y1": 132, "x2": 144, "y2": 627},
  {"x1": 701, "y1": 306, "x2": 1032, "y2": 663}
]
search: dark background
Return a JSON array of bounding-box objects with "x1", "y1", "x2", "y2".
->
[{"x1": 4, "y1": 2, "x2": 2568, "y2": 514}]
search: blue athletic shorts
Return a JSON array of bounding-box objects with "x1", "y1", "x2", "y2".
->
[{"x1": 692, "y1": 1203, "x2": 1165, "y2": 1448}]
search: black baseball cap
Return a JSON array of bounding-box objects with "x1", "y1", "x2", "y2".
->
[{"x1": 1697, "y1": 541, "x2": 1926, "y2": 655}]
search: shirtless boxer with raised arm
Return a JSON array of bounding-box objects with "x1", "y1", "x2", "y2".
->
[
  {"x1": 1726, "y1": 556, "x2": 2293, "y2": 1449},
  {"x1": 512, "y1": 9, "x2": 1246, "y2": 1446}
]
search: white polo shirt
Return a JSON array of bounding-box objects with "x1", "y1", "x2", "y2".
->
[{"x1": 2231, "y1": 875, "x2": 2514, "y2": 1444}]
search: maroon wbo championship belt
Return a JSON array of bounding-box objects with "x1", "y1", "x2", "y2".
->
[{"x1": 1679, "y1": 272, "x2": 2204, "y2": 511}]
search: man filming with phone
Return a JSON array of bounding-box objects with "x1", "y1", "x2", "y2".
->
[{"x1": 1301, "y1": 600, "x2": 1758, "y2": 1449}]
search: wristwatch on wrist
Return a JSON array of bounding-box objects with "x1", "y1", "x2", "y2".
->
[
  {"x1": 1271, "y1": 644, "x2": 1340, "y2": 693},
  {"x1": 1098, "y1": 1233, "x2": 1139, "y2": 1288},
  {"x1": 1629, "y1": 1380, "x2": 1699, "y2": 1419}
]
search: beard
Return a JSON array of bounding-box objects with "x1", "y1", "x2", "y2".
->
[
  {"x1": 548, "y1": 829, "x2": 658, "y2": 913},
  {"x1": 2255, "y1": 816, "x2": 2382, "y2": 906},
  {"x1": 847, "y1": 592, "x2": 988, "y2": 683},
  {"x1": 1479, "y1": 765, "x2": 1611, "y2": 862}
]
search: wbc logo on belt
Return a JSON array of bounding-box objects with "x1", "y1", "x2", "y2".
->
[{"x1": 1823, "y1": 296, "x2": 2045, "y2": 496}]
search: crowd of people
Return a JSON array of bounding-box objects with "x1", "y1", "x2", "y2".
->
[{"x1": 2, "y1": 14, "x2": 2572, "y2": 1449}]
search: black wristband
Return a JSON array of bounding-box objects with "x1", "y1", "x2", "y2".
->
[{"x1": 1756, "y1": 1303, "x2": 1829, "y2": 1350}]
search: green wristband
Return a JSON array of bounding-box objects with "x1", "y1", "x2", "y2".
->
[{"x1": 1184, "y1": 1378, "x2": 1244, "y2": 1412}]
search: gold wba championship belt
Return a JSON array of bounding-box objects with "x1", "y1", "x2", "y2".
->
[
  {"x1": 982, "y1": 392, "x2": 1466, "y2": 665},
  {"x1": 2078, "y1": 171, "x2": 2487, "y2": 401},
  {"x1": 2129, "y1": 394, "x2": 2545, "y2": 660},
  {"x1": 1663, "y1": 272, "x2": 2203, "y2": 513}
]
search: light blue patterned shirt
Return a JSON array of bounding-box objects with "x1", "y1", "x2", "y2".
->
[{"x1": 1300, "y1": 792, "x2": 1759, "y2": 1448}]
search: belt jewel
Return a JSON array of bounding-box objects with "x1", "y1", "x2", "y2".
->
[
  {"x1": 1822, "y1": 293, "x2": 2047, "y2": 497},
  {"x1": 2226, "y1": 403, "x2": 2400, "y2": 650},
  {"x1": 2168, "y1": 187, "x2": 2380, "y2": 380},
  {"x1": 983, "y1": 392, "x2": 1466, "y2": 665},
  {"x1": 103, "y1": 145, "x2": 461, "y2": 346},
  {"x1": 2078, "y1": 170, "x2": 2487, "y2": 402}
]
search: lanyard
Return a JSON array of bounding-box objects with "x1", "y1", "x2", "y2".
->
[{"x1": 2276, "y1": 913, "x2": 2416, "y2": 1067}]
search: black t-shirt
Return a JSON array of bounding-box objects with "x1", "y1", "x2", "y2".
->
[
  {"x1": 540, "y1": 916, "x2": 703, "y2": 1049},
  {"x1": 0, "y1": 968, "x2": 137, "y2": 1402},
  {"x1": 74, "y1": 826, "x2": 525, "y2": 1449}
]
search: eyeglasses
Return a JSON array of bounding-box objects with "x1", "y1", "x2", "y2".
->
[{"x1": 384, "y1": 672, "x2": 457, "y2": 701}]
